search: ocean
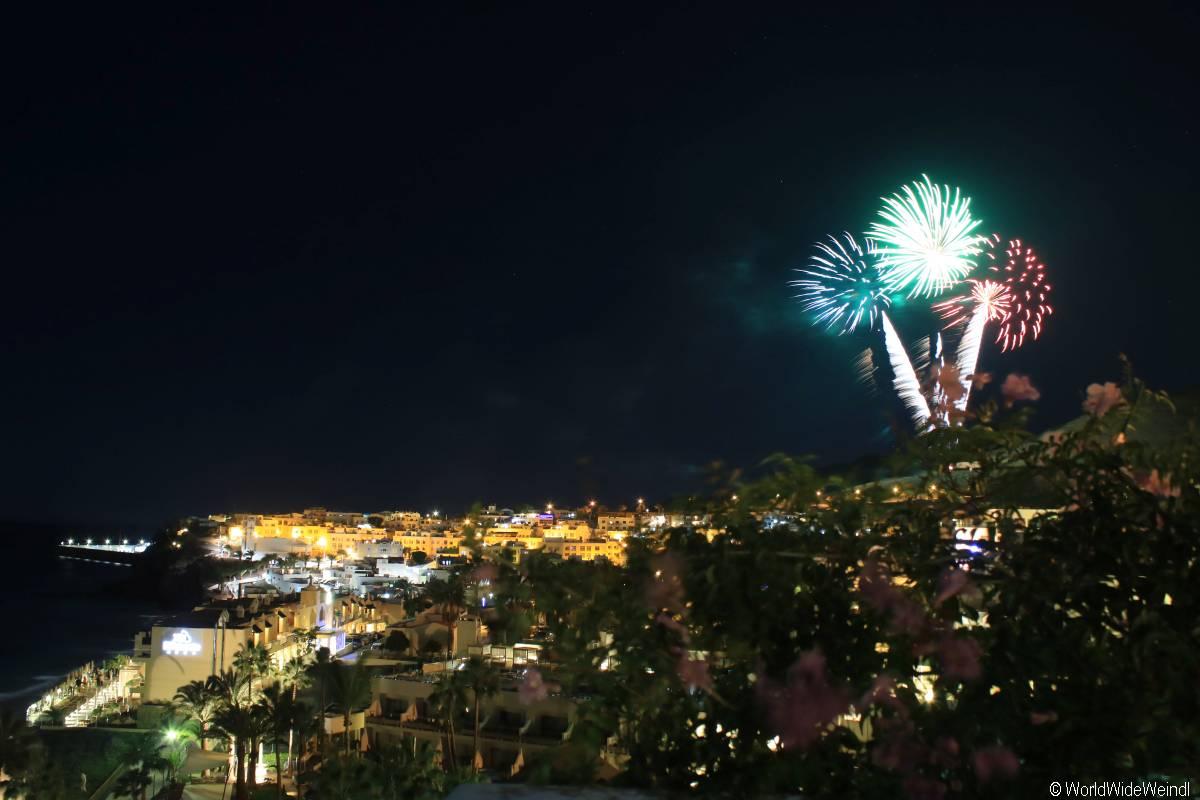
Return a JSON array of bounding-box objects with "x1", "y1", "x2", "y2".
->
[{"x1": 0, "y1": 523, "x2": 167, "y2": 711}]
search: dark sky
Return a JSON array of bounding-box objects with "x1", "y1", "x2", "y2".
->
[{"x1": 2, "y1": 6, "x2": 1197, "y2": 527}]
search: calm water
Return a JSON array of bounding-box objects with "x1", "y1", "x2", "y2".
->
[{"x1": 0, "y1": 524, "x2": 166, "y2": 710}]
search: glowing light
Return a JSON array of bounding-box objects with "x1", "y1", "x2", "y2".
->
[
  {"x1": 981, "y1": 233, "x2": 1053, "y2": 352},
  {"x1": 934, "y1": 234, "x2": 1052, "y2": 412},
  {"x1": 934, "y1": 277, "x2": 1012, "y2": 411},
  {"x1": 229, "y1": 526, "x2": 243, "y2": 540},
  {"x1": 792, "y1": 233, "x2": 889, "y2": 334},
  {"x1": 162, "y1": 630, "x2": 202, "y2": 656},
  {"x1": 881, "y1": 313, "x2": 931, "y2": 428},
  {"x1": 869, "y1": 175, "x2": 983, "y2": 298}
]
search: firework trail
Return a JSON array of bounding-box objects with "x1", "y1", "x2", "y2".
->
[
  {"x1": 934, "y1": 276, "x2": 1012, "y2": 412},
  {"x1": 935, "y1": 234, "x2": 1052, "y2": 412},
  {"x1": 793, "y1": 233, "x2": 931, "y2": 428}
]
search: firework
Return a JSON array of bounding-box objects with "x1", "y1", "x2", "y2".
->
[
  {"x1": 791, "y1": 234, "x2": 889, "y2": 334},
  {"x1": 869, "y1": 175, "x2": 984, "y2": 298},
  {"x1": 934, "y1": 278, "x2": 1012, "y2": 412},
  {"x1": 984, "y1": 234, "x2": 1053, "y2": 352},
  {"x1": 882, "y1": 313, "x2": 932, "y2": 428},
  {"x1": 793, "y1": 233, "x2": 930, "y2": 428},
  {"x1": 934, "y1": 233, "x2": 1052, "y2": 414}
]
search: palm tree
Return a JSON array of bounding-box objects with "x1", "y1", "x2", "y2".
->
[
  {"x1": 204, "y1": 668, "x2": 255, "y2": 798},
  {"x1": 234, "y1": 641, "x2": 273, "y2": 702},
  {"x1": 426, "y1": 575, "x2": 467, "y2": 649},
  {"x1": 113, "y1": 766, "x2": 153, "y2": 800},
  {"x1": 256, "y1": 684, "x2": 298, "y2": 800},
  {"x1": 460, "y1": 657, "x2": 501, "y2": 771},
  {"x1": 278, "y1": 653, "x2": 312, "y2": 776},
  {"x1": 212, "y1": 704, "x2": 255, "y2": 800},
  {"x1": 430, "y1": 669, "x2": 468, "y2": 769},
  {"x1": 367, "y1": 741, "x2": 444, "y2": 800},
  {"x1": 306, "y1": 647, "x2": 336, "y2": 753},
  {"x1": 117, "y1": 732, "x2": 169, "y2": 800},
  {"x1": 327, "y1": 661, "x2": 374, "y2": 757},
  {"x1": 157, "y1": 714, "x2": 197, "y2": 788},
  {"x1": 173, "y1": 679, "x2": 215, "y2": 749}
]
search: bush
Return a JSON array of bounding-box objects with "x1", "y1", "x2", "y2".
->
[{"x1": 478, "y1": 373, "x2": 1199, "y2": 796}]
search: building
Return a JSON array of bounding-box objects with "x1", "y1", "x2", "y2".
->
[
  {"x1": 136, "y1": 587, "x2": 388, "y2": 704},
  {"x1": 541, "y1": 537, "x2": 627, "y2": 565}
]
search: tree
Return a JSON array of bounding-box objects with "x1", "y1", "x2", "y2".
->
[
  {"x1": 212, "y1": 705, "x2": 256, "y2": 800},
  {"x1": 113, "y1": 766, "x2": 153, "y2": 800},
  {"x1": 204, "y1": 668, "x2": 255, "y2": 799},
  {"x1": 327, "y1": 661, "x2": 374, "y2": 756},
  {"x1": 430, "y1": 669, "x2": 469, "y2": 769},
  {"x1": 307, "y1": 647, "x2": 336, "y2": 753},
  {"x1": 0, "y1": 709, "x2": 38, "y2": 796},
  {"x1": 116, "y1": 732, "x2": 169, "y2": 800},
  {"x1": 460, "y1": 657, "x2": 501, "y2": 771},
  {"x1": 278, "y1": 652, "x2": 313, "y2": 777},
  {"x1": 173, "y1": 679, "x2": 215, "y2": 749},
  {"x1": 233, "y1": 641, "x2": 273, "y2": 701},
  {"x1": 367, "y1": 741, "x2": 445, "y2": 800},
  {"x1": 256, "y1": 683, "x2": 300, "y2": 800},
  {"x1": 383, "y1": 629, "x2": 411, "y2": 654}
]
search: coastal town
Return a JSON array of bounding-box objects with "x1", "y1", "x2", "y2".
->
[{"x1": 23, "y1": 501, "x2": 717, "y2": 795}]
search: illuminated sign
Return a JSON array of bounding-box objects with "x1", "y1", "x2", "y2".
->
[{"x1": 162, "y1": 630, "x2": 202, "y2": 656}]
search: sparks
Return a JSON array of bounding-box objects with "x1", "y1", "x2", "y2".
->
[
  {"x1": 792, "y1": 232, "x2": 929, "y2": 430},
  {"x1": 869, "y1": 175, "x2": 984, "y2": 298},
  {"x1": 791, "y1": 233, "x2": 890, "y2": 334},
  {"x1": 934, "y1": 278, "x2": 1012, "y2": 412},
  {"x1": 982, "y1": 233, "x2": 1053, "y2": 352}
]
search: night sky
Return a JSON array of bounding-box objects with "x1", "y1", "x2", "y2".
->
[{"x1": 2, "y1": 6, "x2": 1197, "y2": 527}]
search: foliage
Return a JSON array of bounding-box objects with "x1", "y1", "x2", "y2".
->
[{"x1": 476, "y1": 370, "x2": 1199, "y2": 796}]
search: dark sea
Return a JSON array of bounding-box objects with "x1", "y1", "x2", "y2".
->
[{"x1": 0, "y1": 523, "x2": 167, "y2": 711}]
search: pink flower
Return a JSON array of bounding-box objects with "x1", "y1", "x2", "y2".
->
[
  {"x1": 937, "y1": 635, "x2": 982, "y2": 682},
  {"x1": 1139, "y1": 469, "x2": 1181, "y2": 499},
  {"x1": 902, "y1": 775, "x2": 947, "y2": 800},
  {"x1": 933, "y1": 364, "x2": 964, "y2": 403},
  {"x1": 758, "y1": 649, "x2": 850, "y2": 749},
  {"x1": 857, "y1": 673, "x2": 899, "y2": 711},
  {"x1": 518, "y1": 668, "x2": 557, "y2": 705},
  {"x1": 1082, "y1": 382, "x2": 1123, "y2": 417},
  {"x1": 932, "y1": 736, "x2": 960, "y2": 767},
  {"x1": 933, "y1": 568, "x2": 971, "y2": 607},
  {"x1": 859, "y1": 559, "x2": 928, "y2": 636},
  {"x1": 859, "y1": 559, "x2": 903, "y2": 612},
  {"x1": 675, "y1": 653, "x2": 712, "y2": 692},
  {"x1": 971, "y1": 745, "x2": 1019, "y2": 781},
  {"x1": 972, "y1": 372, "x2": 993, "y2": 391},
  {"x1": 655, "y1": 613, "x2": 689, "y2": 639},
  {"x1": 870, "y1": 732, "x2": 926, "y2": 772},
  {"x1": 1001, "y1": 373, "x2": 1040, "y2": 405}
]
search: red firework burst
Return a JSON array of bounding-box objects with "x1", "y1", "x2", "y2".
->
[{"x1": 981, "y1": 233, "x2": 1053, "y2": 351}]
